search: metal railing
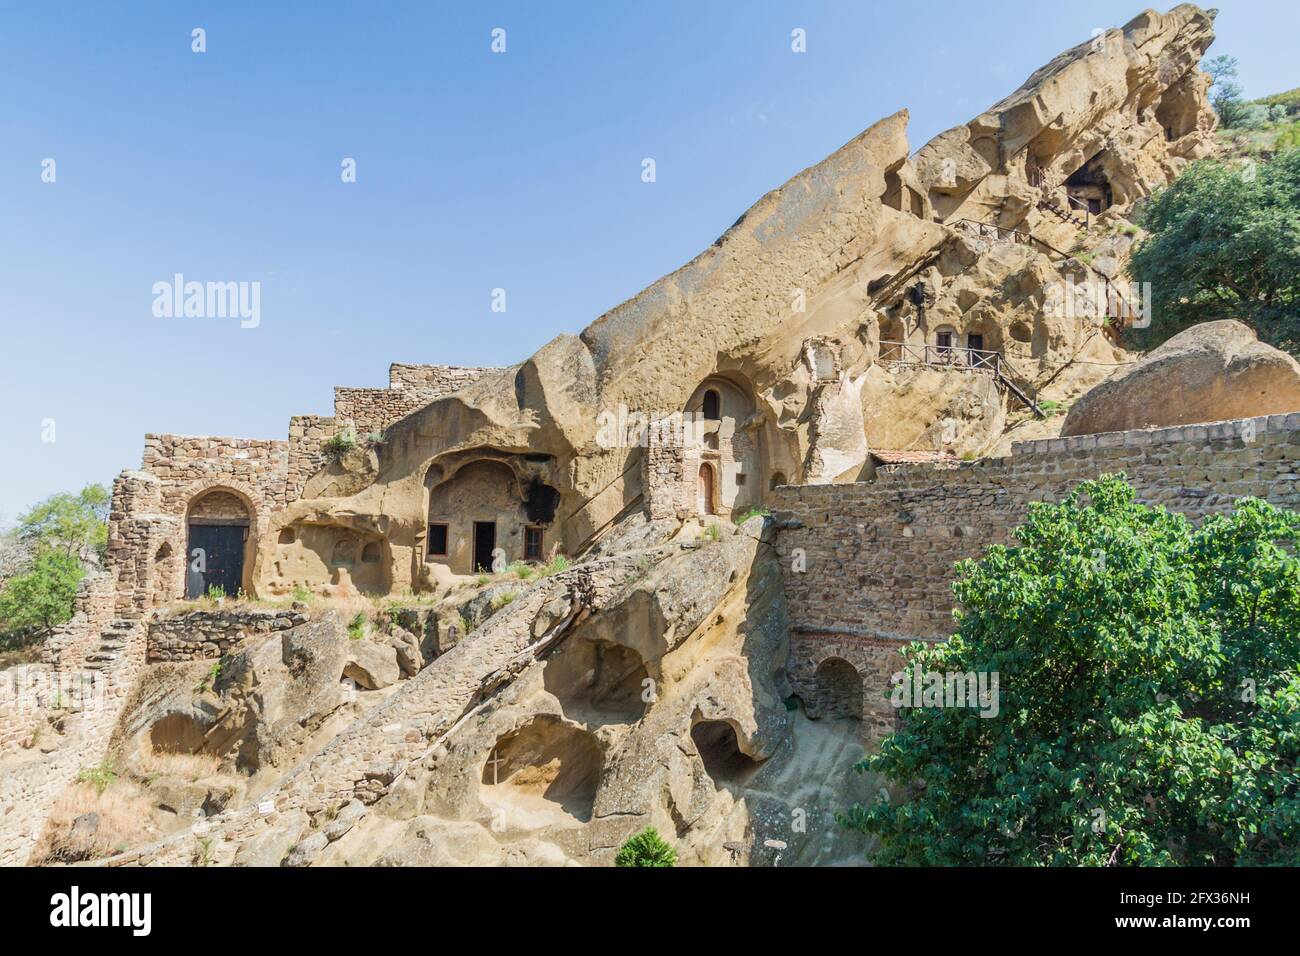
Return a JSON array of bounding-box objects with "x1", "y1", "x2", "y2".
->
[
  {"x1": 879, "y1": 340, "x2": 1044, "y2": 416},
  {"x1": 878, "y1": 340, "x2": 1001, "y2": 373}
]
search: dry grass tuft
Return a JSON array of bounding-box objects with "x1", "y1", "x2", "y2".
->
[
  {"x1": 30, "y1": 782, "x2": 157, "y2": 864},
  {"x1": 135, "y1": 748, "x2": 224, "y2": 782}
]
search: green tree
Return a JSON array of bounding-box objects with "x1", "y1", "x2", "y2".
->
[
  {"x1": 843, "y1": 476, "x2": 1300, "y2": 866},
  {"x1": 0, "y1": 549, "x2": 86, "y2": 641},
  {"x1": 16, "y1": 484, "x2": 110, "y2": 558},
  {"x1": 615, "y1": 827, "x2": 678, "y2": 867},
  {"x1": 1128, "y1": 150, "x2": 1300, "y2": 354},
  {"x1": 1204, "y1": 55, "x2": 1248, "y2": 127}
]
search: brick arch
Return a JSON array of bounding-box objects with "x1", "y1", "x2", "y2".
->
[
  {"x1": 807, "y1": 642, "x2": 875, "y2": 677},
  {"x1": 178, "y1": 478, "x2": 264, "y2": 525},
  {"x1": 788, "y1": 634, "x2": 905, "y2": 741}
]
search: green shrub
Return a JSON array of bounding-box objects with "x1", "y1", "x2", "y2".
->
[
  {"x1": 732, "y1": 506, "x2": 771, "y2": 525},
  {"x1": 347, "y1": 612, "x2": 368, "y2": 640},
  {"x1": 0, "y1": 548, "x2": 85, "y2": 642},
  {"x1": 325, "y1": 428, "x2": 358, "y2": 456},
  {"x1": 1275, "y1": 122, "x2": 1300, "y2": 152},
  {"x1": 1128, "y1": 151, "x2": 1300, "y2": 355},
  {"x1": 77, "y1": 760, "x2": 118, "y2": 796},
  {"x1": 505, "y1": 560, "x2": 535, "y2": 581},
  {"x1": 844, "y1": 476, "x2": 1300, "y2": 865},
  {"x1": 536, "y1": 554, "x2": 570, "y2": 578},
  {"x1": 615, "y1": 827, "x2": 677, "y2": 867},
  {"x1": 490, "y1": 591, "x2": 517, "y2": 611}
]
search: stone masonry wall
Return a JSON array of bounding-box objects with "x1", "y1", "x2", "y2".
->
[
  {"x1": 286, "y1": 415, "x2": 339, "y2": 504},
  {"x1": 388, "y1": 363, "x2": 491, "y2": 394},
  {"x1": 333, "y1": 387, "x2": 439, "y2": 438},
  {"x1": 772, "y1": 412, "x2": 1300, "y2": 736},
  {"x1": 147, "y1": 608, "x2": 308, "y2": 662},
  {"x1": 0, "y1": 617, "x2": 146, "y2": 866},
  {"x1": 330, "y1": 365, "x2": 497, "y2": 439},
  {"x1": 143, "y1": 433, "x2": 289, "y2": 514}
]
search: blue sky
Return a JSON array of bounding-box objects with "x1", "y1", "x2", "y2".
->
[{"x1": 1, "y1": 0, "x2": 1295, "y2": 522}]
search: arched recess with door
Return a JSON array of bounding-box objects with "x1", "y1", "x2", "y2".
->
[
  {"x1": 682, "y1": 374, "x2": 766, "y2": 517},
  {"x1": 184, "y1": 485, "x2": 257, "y2": 599}
]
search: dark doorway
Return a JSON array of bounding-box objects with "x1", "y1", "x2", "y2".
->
[
  {"x1": 473, "y1": 521, "x2": 496, "y2": 573},
  {"x1": 186, "y1": 523, "x2": 246, "y2": 598},
  {"x1": 702, "y1": 389, "x2": 721, "y2": 422},
  {"x1": 967, "y1": 333, "x2": 984, "y2": 353}
]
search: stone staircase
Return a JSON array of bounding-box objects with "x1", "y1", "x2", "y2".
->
[
  {"x1": 1036, "y1": 196, "x2": 1087, "y2": 228},
  {"x1": 81, "y1": 617, "x2": 142, "y2": 674}
]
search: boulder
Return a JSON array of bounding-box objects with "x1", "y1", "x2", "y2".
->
[
  {"x1": 372, "y1": 818, "x2": 504, "y2": 867},
  {"x1": 282, "y1": 831, "x2": 329, "y2": 868},
  {"x1": 1061, "y1": 321, "x2": 1300, "y2": 436},
  {"x1": 232, "y1": 809, "x2": 308, "y2": 867},
  {"x1": 388, "y1": 629, "x2": 421, "y2": 676},
  {"x1": 344, "y1": 641, "x2": 402, "y2": 690}
]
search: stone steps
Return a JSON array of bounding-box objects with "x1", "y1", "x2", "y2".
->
[{"x1": 80, "y1": 619, "x2": 142, "y2": 671}]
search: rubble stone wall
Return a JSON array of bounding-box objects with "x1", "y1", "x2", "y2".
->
[
  {"x1": 388, "y1": 363, "x2": 492, "y2": 394},
  {"x1": 773, "y1": 412, "x2": 1300, "y2": 735},
  {"x1": 146, "y1": 608, "x2": 309, "y2": 662}
]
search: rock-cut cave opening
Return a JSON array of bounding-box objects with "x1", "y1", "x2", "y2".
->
[
  {"x1": 543, "y1": 637, "x2": 651, "y2": 723},
  {"x1": 480, "y1": 714, "x2": 602, "y2": 824},
  {"x1": 691, "y1": 718, "x2": 760, "y2": 787}
]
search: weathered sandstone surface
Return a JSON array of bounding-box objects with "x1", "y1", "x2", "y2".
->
[
  {"x1": 5, "y1": 6, "x2": 1252, "y2": 867},
  {"x1": 1062, "y1": 321, "x2": 1300, "y2": 435}
]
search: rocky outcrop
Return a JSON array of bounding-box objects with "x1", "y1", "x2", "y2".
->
[
  {"x1": 233, "y1": 6, "x2": 1219, "y2": 595},
  {"x1": 1061, "y1": 321, "x2": 1300, "y2": 436},
  {"x1": 87, "y1": 516, "x2": 875, "y2": 867}
]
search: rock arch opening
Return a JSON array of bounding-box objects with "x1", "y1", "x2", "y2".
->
[
  {"x1": 543, "y1": 638, "x2": 651, "y2": 723},
  {"x1": 148, "y1": 713, "x2": 208, "y2": 756},
  {"x1": 809, "y1": 657, "x2": 863, "y2": 721},
  {"x1": 1065, "y1": 152, "x2": 1113, "y2": 215},
  {"x1": 480, "y1": 715, "x2": 602, "y2": 825},
  {"x1": 690, "y1": 718, "x2": 759, "y2": 787}
]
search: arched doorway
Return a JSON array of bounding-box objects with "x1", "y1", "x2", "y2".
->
[
  {"x1": 185, "y1": 490, "x2": 251, "y2": 599},
  {"x1": 697, "y1": 463, "x2": 716, "y2": 515},
  {"x1": 811, "y1": 657, "x2": 864, "y2": 720}
]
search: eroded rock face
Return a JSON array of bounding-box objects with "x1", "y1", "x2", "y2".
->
[
  {"x1": 241, "y1": 7, "x2": 1217, "y2": 596},
  {"x1": 49, "y1": 5, "x2": 1245, "y2": 869},
  {"x1": 1061, "y1": 321, "x2": 1300, "y2": 436},
  {"x1": 108, "y1": 612, "x2": 362, "y2": 783},
  {"x1": 96, "y1": 517, "x2": 875, "y2": 866}
]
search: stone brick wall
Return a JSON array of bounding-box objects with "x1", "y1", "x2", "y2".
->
[
  {"x1": 644, "y1": 431, "x2": 685, "y2": 520},
  {"x1": 142, "y1": 433, "x2": 289, "y2": 514},
  {"x1": 333, "y1": 387, "x2": 439, "y2": 437},
  {"x1": 286, "y1": 415, "x2": 338, "y2": 504},
  {"x1": 772, "y1": 412, "x2": 1300, "y2": 736},
  {"x1": 102, "y1": 470, "x2": 184, "y2": 615},
  {"x1": 41, "y1": 571, "x2": 116, "y2": 669},
  {"x1": 0, "y1": 617, "x2": 145, "y2": 866},
  {"x1": 147, "y1": 608, "x2": 308, "y2": 662},
  {"x1": 388, "y1": 363, "x2": 492, "y2": 395}
]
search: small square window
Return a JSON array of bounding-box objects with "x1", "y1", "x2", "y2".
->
[
  {"x1": 427, "y1": 523, "x2": 449, "y2": 558},
  {"x1": 524, "y1": 526, "x2": 544, "y2": 562},
  {"x1": 735, "y1": 473, "x2": 747, "y2": 486}
]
